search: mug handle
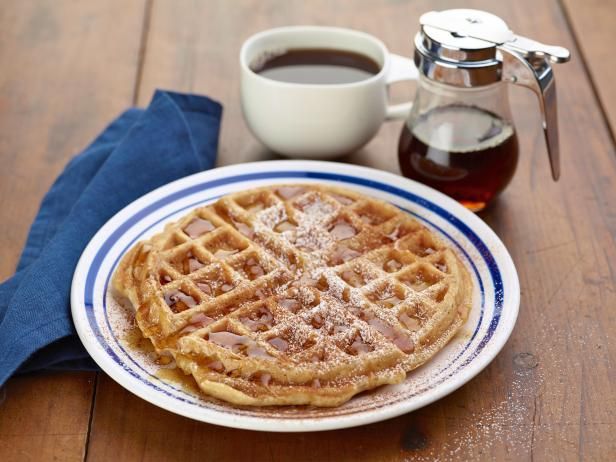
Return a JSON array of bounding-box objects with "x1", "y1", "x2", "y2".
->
[{"x1": 385, "y1": 53, "x2": 419, "y2": 120}]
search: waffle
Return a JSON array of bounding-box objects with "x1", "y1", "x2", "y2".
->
[{"x1": 113, "y1": 184, "x2": 472, "y2": 406}]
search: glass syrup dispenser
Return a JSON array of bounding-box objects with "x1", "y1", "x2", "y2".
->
[{"x1": 398, "y1": 9, "x2": 570, "y2": 211}]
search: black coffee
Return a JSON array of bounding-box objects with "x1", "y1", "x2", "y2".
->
[{"x1": 251, "y1": 48, "x2": 381, "y2": 84}]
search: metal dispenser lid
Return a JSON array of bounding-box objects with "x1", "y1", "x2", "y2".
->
[{"x1": 415, "y1": 9, "x2": 570, "y2": 87}]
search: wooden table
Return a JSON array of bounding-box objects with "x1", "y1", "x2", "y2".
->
[{"x1": 1, "y1": 1, "x2": 614, "y2": 460}]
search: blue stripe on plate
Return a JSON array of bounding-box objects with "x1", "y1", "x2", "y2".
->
[{"x1": 82, "y1": 171, "x2": 502, "y2": 410}]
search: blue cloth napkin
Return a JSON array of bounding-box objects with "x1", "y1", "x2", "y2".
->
[{"x1": 0, "y1": 90, "x2": 222, "y2": 386}]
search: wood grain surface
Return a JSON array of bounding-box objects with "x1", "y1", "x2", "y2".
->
[
  {"x1": 0, "y1": 1, "x2": 147, "y2": 461},
  {"x1": 561, "y1": 0, "x2": 616, "y2": 138},
  {"x1": 1, "y1": 1, "x2": 615, "y2": 461}
]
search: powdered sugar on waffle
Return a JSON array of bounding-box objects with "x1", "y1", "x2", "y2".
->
[{"x1": 255, "y1": 202, "x2": 287, "y2": 230}]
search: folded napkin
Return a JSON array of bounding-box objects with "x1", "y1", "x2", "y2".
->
[{"x1": 0, "y1": 90, "x2": 222, "y2": 386}]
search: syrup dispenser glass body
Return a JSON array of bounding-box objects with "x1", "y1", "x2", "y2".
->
[{"x1": 398, "y1": 75, "x2": 519, "y2": 211}]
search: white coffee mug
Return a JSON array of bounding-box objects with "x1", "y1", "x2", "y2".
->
[{"x1": 240, "y1": 26, "x2": 418, "y2": 158}]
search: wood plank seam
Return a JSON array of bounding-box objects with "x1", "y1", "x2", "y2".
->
[
  {"x1": 83, "y1": 375, "x2": 99, "y2": 462},
  {"x1": 556, "y1": 0, "x2": 616, "y2": 151},
  {"x1": 133, "y1": 0, "x2": 155, "y2": 106}
]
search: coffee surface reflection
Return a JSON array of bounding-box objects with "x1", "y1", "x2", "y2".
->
[{"x1": 251, "y1": 48, "x2": 380, "y2": 85}]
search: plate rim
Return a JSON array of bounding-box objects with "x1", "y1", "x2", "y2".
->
[{"x1": 71, "y1": 160, "x2": 520, "y2": 432}]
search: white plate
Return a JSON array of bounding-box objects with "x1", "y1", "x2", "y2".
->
[{"x1": 71, "y1": 160, "x2": 519, "y2": 432}]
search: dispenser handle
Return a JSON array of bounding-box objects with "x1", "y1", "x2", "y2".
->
[{"x1": 500, "y1": 48, "x2": 564, "y2": 180}]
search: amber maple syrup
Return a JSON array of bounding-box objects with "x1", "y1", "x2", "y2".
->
[{"x1": 398, "y1": 104, "x2": 519, "y2": 211}]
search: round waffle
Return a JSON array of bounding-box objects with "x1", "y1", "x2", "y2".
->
[{"x1": 113, "y1": 184, "x2": 472, "y2": 406}]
